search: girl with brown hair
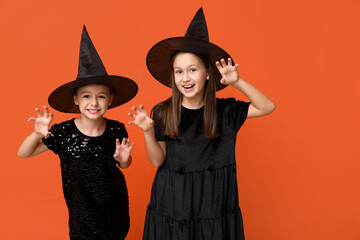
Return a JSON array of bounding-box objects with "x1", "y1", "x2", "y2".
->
[{"x1": 129, "y1": 8, "x2": 275, "y2": 240}]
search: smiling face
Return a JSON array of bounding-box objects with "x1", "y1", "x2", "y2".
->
[
  {"x1": 73, "y1": 84, "x2": 113, "y2": 120},
  {"x1": 173, "y1": 52, "x2": 209, "y2": 108}
]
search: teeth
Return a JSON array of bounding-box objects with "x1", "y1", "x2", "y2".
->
[
  {"x1": 88, "y1": 109, "x2": 99, "y2": 113},
  {"x1": 184, "y1": 85, "x2": 194, "y2": 89}
]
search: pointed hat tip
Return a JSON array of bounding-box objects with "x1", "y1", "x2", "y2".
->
[
  {"x1": 184, "y1": 7, "x2": 208, "y2": 41},
  {"x1": 77, "y1": 24, "x2": 108, "y2": 79},
  {"x1": 193, "y1": 7, "x2": 206, "y2": 23},
  {"x1": 82, "y1": 25, "x2": 88, "y2": 34},
  {"x1": 196, "y1": 7, "x2": 204, "y2": 15}
]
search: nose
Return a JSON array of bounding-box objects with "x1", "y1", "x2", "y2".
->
[
  {"x1": 90, "y1": 96, "x2": 98, "y2": 106},
  {"x1": 183, "y1": 72, "x2": 190, "y2": 82}
]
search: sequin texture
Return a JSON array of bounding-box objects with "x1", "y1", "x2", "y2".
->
[{"x1": 42, "y1": 118, "x2": 130, "y2": 240}]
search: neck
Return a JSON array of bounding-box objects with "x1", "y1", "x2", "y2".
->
[
  {"x1": 181, "y1": 98, "x2": 204, "y2": 109},
  {"x1": 74, "y1": 117, "x2": 106, "y2": 137}
]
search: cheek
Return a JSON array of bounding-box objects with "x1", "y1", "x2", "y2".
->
[
  {"x1": 174, "y1": 74, "x2": 181, "y2": 82},
  {"x1": 98, "y1": 98, "x2": 111, "y2": 107},
  {"x1": 173, "y1": 77, "x2": 181, "y2": 87},
  {"x1": 175, "y1": 81, "x2": 183, "y2": 91},
  {"x1": 196, "y1": 75, "x2": 206, "y2": 85},
  {"x1": 77, "y1": 100, "x2": 86, "y2": 107}
]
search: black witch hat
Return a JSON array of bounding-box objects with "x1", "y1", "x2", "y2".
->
[
  {"x1": 146, "y1": 8, "x2": 233, "y2": 91},
  {"x1": 48, "y1": 25, "x2": 138, "y2": 113}
]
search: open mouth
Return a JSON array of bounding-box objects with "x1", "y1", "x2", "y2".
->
[
  {"x1": 183, "y1": 84, "x2": 195, "y2": 90},
  {"x1": 87, "y1": 109, "x2": 100, "y2": 114}
]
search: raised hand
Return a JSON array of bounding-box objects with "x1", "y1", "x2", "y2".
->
[
  {"x1": 113, "y1": 138, "x2": 134, "y2": 168},
  {"x1": 28, "y1": 106, "x2": 54, "y2": 137},
  {"x1": 215, "y1": 58, "x2": 240, "y2": 85},
  {"x1": 128, "y1": 105, "x2": 154, "y2": 132}
]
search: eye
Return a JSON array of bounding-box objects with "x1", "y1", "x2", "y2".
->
[
  {"x1": 82, "y1": 94, "x2": 90, "y2": 98},
  {"x1": 190, "y1": 68, "x2": 197, "y2": 72},
  {"x1": 98, "y1": 95, "x2": 106, "y2": 99},
  {"x1": 175, "y1": 70, "x2": 182, "y2": 74}
]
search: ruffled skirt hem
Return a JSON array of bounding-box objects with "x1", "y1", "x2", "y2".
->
[{"x1": 143, "y1": 206, "x2": 245, "y2": 240}]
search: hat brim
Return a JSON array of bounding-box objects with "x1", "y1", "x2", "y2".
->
[
  {"x1": 146, "y1": 37, "x2": 233, "y2": 91},
  {"x1": 48, "y1": 76, "x2": 138, "y2": 113}
]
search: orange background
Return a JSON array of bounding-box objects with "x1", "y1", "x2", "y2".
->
[{"x1": 1, "y1": 0, "x2": 359, "y2": 239}]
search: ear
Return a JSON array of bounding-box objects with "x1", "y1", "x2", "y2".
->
[
  {"x1": 206, "y1": 72, "x2": 210, "y2": 80},
  {"x1": 73, "y1": 94, "x2": 79, "y2": 106},
  {"x1": 108, "y1": 94, "x2": 114, "y2": 107}
]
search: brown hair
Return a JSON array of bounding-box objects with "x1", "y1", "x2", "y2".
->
[{"x1": 151, "y1": 52, "x2": 219, "y2": 139}]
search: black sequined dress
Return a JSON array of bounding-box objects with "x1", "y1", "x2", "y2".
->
[
  {"x1": 42, "y1": 118, "x2": 130, "y2": 240},
  {"x1": 143, "y1": 98, "x2": 250, "y2": 240}
]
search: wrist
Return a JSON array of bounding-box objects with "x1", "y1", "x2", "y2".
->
[
  {"x1": 142, "y1": 125, "x2": 155, "y2": 134},
  {"x1": 33, "y1": 131, "x2": 47, "y2": 139},
  {"x1": 230, "y1": 76, "x2": 242, "y2": 86},
  {"x1": 117, "y1": 157, "x2": 131, "y2": 169}
]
